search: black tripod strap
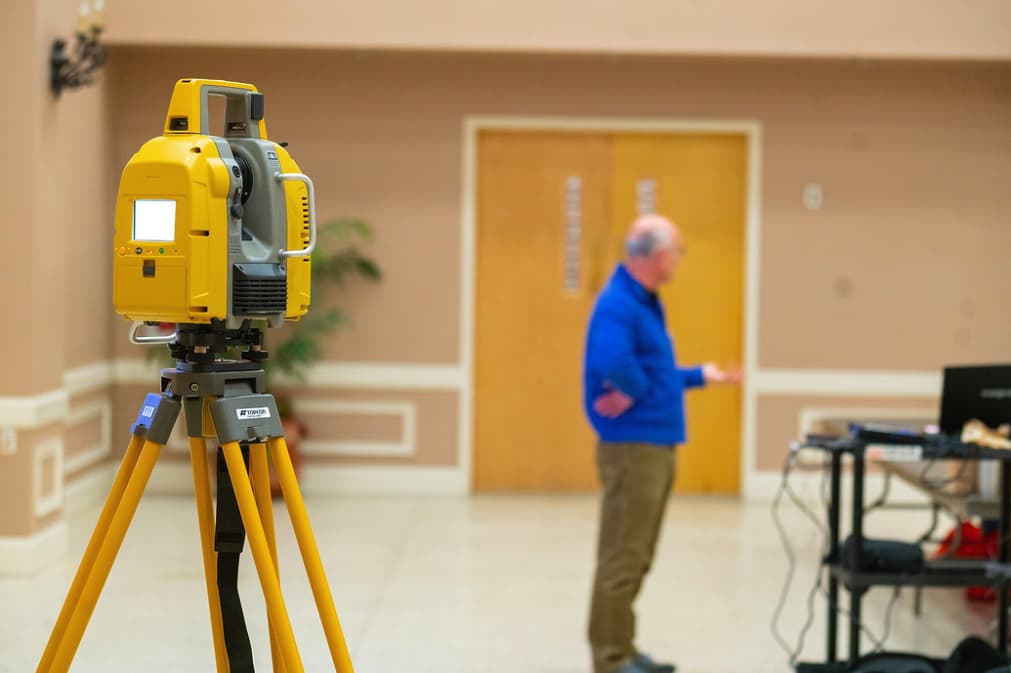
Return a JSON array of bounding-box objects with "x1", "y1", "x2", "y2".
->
[{"x1": 215, "y1": 446, "x2": 255, "y2": 673}]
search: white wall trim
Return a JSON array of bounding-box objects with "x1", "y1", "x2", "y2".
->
[
  {"x1": 464, "y1": 116, "x2": 763, "y2": 497},
  {"x1": 300, "y1": 465, "x2": 468, "y2": 496},
  {"x1": 753, "y1": 369, "x2": 942, "y2": 397},
  {"x1": 64, "y1": 361, "x2": 115, "y2": 397},
  {"x1": 33, "y1": 437, "x2": 64, "y2": 518},
  {"x1": 741, "y1": 121, "x2": 763, "y2": 503},
  {"x1": 112, "y1": 357, "x2": 163, "y2": 385},
  {"x1": 0, "y1": 389, "x2": 68, "y2": 430},
  {"x1": 111, "y1": 357, "x2": 466, "y2": 391},
  {"x1": 467, "y1": 117, "x2": 767, "y2": 134},
  {"x1": 145, "y1": 462, "x2": 195, "y2": 496},
  {"x1": 303, "y1": 441, "x2": 410, "y2": 458},
  {"x1": 460, "y1": 118, "x2": 479, "y2": 492},
  {"x1": 291, "y1": 363, "x2": 464, "y2": 390},
  {"x1": 63, "y1": 398, "x2": 113, "y2": 475},
  {"x1": 745, "y1": 468, "x2": 934, "y2": 506},
  {"x1": 0, "y1": 521, "x2": 69, "y2": 575},
  {"x1": 143, "y1": 461, "x2": 468, "y2": 497},
  {"x1": 65, "y1": 461, "x2": 117, "y2": 515},
  {"x1": 295, "y1": 399, "x2": 416, "y2": 458}
]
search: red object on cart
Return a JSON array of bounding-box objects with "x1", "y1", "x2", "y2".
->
[{"x1": 935, "y1": 521, "x2": 1000, "y2": 601}]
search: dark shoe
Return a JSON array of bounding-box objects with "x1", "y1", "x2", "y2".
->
[
  {"x1": 612, "y1": 661, "x2": 648, "y2": 673},
  {"x1": 634, "y1": 652, "x2": 676, "y2": 673}
]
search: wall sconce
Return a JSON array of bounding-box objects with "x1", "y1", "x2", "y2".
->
[{"x1": 51, "y1": 0, "x2": 108, "y2": 97}]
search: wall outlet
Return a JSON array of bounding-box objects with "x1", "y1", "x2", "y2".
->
[
  {"x1": 803, "y1": 183, "x2": 824, "y2": 210},
  {"x1": 0, "y1": 427, "x2": 17, "y2": 455}
]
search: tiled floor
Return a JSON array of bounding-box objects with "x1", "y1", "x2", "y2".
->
[{"x1": 1, "y1": 493, "x2": 994, "y2": 672}]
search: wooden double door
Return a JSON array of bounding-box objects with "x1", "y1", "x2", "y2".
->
[{"x1": 474, "y1": 130, "x2": 747, "y2": 494}]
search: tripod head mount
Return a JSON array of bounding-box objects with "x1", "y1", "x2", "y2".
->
[{"x1": 167, "y1": 321, "x2": 269, "y2": 367}]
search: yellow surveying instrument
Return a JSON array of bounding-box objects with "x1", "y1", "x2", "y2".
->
[
  {"x1": 36, "y1": 79, "x2": 355, "y2": 673},
  {"x1": 112, "y1": 77, "x2": 312, "y2": 329}
]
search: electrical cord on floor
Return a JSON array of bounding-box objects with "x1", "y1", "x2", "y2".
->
[
  {"x1": 772, "y1": 445, "x2": 906, "y2": 665},
  {"x1": 771, "y1": 449, "x2": 804, "y2": 659},
  {"x1": 772, "y1": 447, "x2": 830, "y2": 664},
  {"x1": 874, "y1": 587, "x2": 903, "y2": 653}
]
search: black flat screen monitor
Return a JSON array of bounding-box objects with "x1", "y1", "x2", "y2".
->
[{"x1": 939, "y1": 365, "x2": 1011, "y2": 436}]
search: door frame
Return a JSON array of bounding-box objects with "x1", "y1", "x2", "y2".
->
[{"x1": 460, "y1": 117, "x2": 763, "y2": 496}]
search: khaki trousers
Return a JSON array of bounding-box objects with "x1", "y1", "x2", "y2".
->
[{"x1": 588, "y1": 441, "x2": 675, "y2": 673}]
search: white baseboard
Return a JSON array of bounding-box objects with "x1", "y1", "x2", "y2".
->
[
  {"x1": 752, "y1": 369, "x2": 940, "y2": 396},
  {"x1": 0, "y1": 388, "x2": 69, "y2": 430},
  {"x1": 65, "y1": 461, "x2": 117, "y2": 515},
  {"x1": 64, "y1": 361, "x2": 115, "y2": 397},
  {"x1": 299, "y1": 465, "x2": 468, "y2": 496},
  {"x1": 140, "y1": 458, "x2": 468, "y2": 497},
  {"x1": 0, "y1": 520, "x2": 69, "y2": 575},
  {"x1": 64, "y1": 460, "x2": 199, "y2": 505},
  {"x1": 746, "y1": 468, "x2": 939, "y2": 506},
  {"x1": 111, "y1": 357, "x2": 466, "y2": 391},
  {"x1": 145, "y1": 462, "x2": 196, "y2": 496}
]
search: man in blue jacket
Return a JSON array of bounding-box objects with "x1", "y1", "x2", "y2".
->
[{"x1": 584, "y1": 214, "x2": 740, "y2": 673}]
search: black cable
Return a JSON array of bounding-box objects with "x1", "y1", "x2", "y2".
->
[
  {"x1": 814, "y1": 580, "x2": 891, "y2": 654},
  {"x1": 874, "y1": 587, "x2": 903, "y2": 653},
  {"x1": 772, "y1": 445, "x2": 917, "y2": 664},
  {"x1": 771, "y1": 450, "x2": 804, "y2": 660},
  {"x1": 918, "y1": 458, "x2": 972, "y2": 491},
  {"x1": 771, "y1": 449, "x2": 837, "y2": 665},
  {"x1": 791, "y1": 564, "x2": 824, "y2": 666}
]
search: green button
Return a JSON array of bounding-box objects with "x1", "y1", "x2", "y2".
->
[{"x1": 159, "y1": 248, "x2": 165, "y2": 254}]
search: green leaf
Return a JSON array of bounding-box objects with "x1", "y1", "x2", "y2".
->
[{"x1": 352, "y1": 257, "x2": 380, "y2": 280}]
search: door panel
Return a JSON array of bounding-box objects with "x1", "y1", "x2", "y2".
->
[
  {"x1": 611, "y1": 134, "x2": 747, "y2": 494},
  {"x1": 474, "y1": 131, "x2": 611, "y2": 491},
  {"x1": 474, "y1": 130, "x2": 746, "y2": 494}
]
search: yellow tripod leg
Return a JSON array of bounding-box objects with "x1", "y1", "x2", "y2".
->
[
  {"x1": 36, "y1": 435, "x2": 144, "y2": 673},
  {"x1": 46, "y1": 439, "x2": 163, "y2": 673},
  {"x1": 220, "y1": 441, "x2": 304, "y2": 673},
  {"x1": 269, "y1": 437, "x2": 356, "y2": 673},
  {"x1": 250, "y1": 442, "x2": 287, "y2": 673},
  {"x1": 190, "y1": 437, "x2": 228, "y2": 673}
]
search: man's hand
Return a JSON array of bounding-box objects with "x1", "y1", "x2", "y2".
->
[
  {"x1": 702, "y1": 362, "x2": 743, "y2": 385},
  {"x1": 594, "y1": 389, "x2": 634, "y2": 418}
]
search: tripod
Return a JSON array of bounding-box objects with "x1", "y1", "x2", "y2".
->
[{"x1": 35, "y1": 326, "x2": 356, "y2": 673}]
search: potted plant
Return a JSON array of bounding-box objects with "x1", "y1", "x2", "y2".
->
[
  {"x1": 146, "y1": 217, "x2": 381, "y2": 495},
  {"x1": 263, "y1": 217, "x2": 381, "y2": 494}
]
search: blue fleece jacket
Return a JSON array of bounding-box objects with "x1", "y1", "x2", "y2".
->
[{"x1": 583, "y1": 264, "x2": 705, "y2": 445}]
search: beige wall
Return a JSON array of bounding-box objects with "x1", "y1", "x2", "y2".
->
[
  {"x1": 1, "y1": 0, "x2": 44, "y2": 397},
  {"x1": 104, "y1": 1, "x2": 1011, "y2": 62},
  {"x1": 107, "y1": 49, "x2": 1011, "y2": 369},
  {"x1": 0, "y1": 0, "x2": 114, "y2": 543},
  {"x1": 3, "y1": 39, "x2": 1009, "y2": 544},
  {"x1": 1, "y1": 0, "x2": 113, "y2": 389},
  {"x1": 99, "y1": 49, "x2": 1011, "y2": 492}
]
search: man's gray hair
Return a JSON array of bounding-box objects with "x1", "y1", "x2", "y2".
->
[{"x1": 625, "y1": 226, "x2": 674, "y2": 258}]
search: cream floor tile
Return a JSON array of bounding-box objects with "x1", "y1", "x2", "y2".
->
[{"x1": 0, "y1": 493, "x2": 997, "y2": 672}]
